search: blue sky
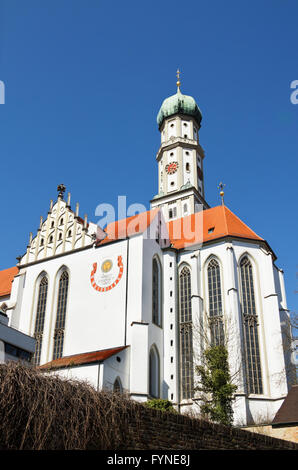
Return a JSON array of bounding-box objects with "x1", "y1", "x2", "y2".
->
[{"x1": 0, "y1": 0, "x2": 297, "y2": 314}]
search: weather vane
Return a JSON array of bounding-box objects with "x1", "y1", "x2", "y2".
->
[
  {"x1": 176, "y1": 69, "x2": 181, "y2": 91},
  {"x1": 218, "y1": 182, "x2": 226, "y2": 205},
  {"x1": 57, "y1": 183, "x2": 66, "y2": 199}
]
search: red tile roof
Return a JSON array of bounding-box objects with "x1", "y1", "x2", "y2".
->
[
  {"x1": 97, "y1": 208, "x2": 159, "y2": 246},
  {"x1": 167, "y1": 205, "x2": 263, "y2": 250},
  {"x1": 39, "y1": 346, "x2": 128, "y2": 370},
  {"x1": 0, "y1": 266, "x2": 19, "y2": 298},
  {"x1": 96, "y1": 205, "x2": 263, "y2": 250}
]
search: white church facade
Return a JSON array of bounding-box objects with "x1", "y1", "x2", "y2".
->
[{"x1": 0, "y1": 79, "x2": 293, "y2": 426}]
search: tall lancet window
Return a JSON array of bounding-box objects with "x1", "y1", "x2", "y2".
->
[
  {"x1": 149, "y1": 346, "x2": 160, "y2": 398},
  {"x1": 152, "y1": 257, "x2": 162, "y2": 326},
  {"x1": 52, "y1": 270, "x2": 69, "y2": 360},
  {"x1": 240, "y1": 256, "x2": 263, "y2": 395},
  {"x1": 32, "y1": 276, "x2": 48, "y2": 365},
  {"x1": 207, "y1": 259, "x2": 224, "y2": 346},
  {"x1": 179, "y1": 266, "x2": 194, "y2": 399}
]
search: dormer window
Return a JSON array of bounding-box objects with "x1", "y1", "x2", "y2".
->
[{"x1": 208, "y1": 227, "x2": 215, "y2": 234}]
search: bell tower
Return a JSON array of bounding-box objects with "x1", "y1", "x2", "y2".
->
[{"x1": 151, "y1": 71, "x2": 209, "y2": 222}]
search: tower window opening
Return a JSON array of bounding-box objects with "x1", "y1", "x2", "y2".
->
[
  {"x1": 184, "y1": 134, "x2": 188, "y2": 138},
  {"x1": 186, "y1": 162, "x2": 190, "y2": 172},
  {"x1": 169, "y1": 206, "x2": 177, "y2": 219}
]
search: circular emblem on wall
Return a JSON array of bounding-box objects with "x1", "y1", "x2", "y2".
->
[
  {"x1": 165, "y1": 161, "x2": 179, "y2": 175},
  {"x1": 90, "y1": 255, "x2": 123, "y2": 292},
  {"x1": 101, "y1": 259, "x2": 113, "y2": 273}
]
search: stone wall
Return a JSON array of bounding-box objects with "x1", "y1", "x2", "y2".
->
[
  {"x1": 243, "y1": 424, "x2": 298, "y2": 444},
  {"x1": 124, "y1": 406, "x2": 298, "y2": 450}
]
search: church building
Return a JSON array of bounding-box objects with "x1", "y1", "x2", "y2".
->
[{"x1": 0, "y1": 76, "x2": 293, "y2": 426}]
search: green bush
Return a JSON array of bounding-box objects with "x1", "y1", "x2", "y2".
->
[{"x1": 144, "y1": 399, "x2": 177, "y2": 413}]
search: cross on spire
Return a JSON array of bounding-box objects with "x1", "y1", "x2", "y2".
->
[
  {"x1": 176, "y1": 69, "x2": 181, "y2": 91},
  {"x1": 218, "y1": 182, "x2": 226, "y2": 205}
]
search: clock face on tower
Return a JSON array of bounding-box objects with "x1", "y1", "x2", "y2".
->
[{"x1": 165, "y1": 161, "x2": 179, "y2": 175}]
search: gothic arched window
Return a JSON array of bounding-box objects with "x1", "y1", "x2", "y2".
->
[
  {"x1": 240, "y1": 256, "x2": 263, "y2": 395},
  {"x1": 32, "y1": 276, "x2": 48, "y2": 365},
  {"x1": 113, "y1": 378, "x2": 123, "y2": 393},
  {"x1": 207, "y1": 259, "x2": 224, "y2": 346},
  {"x1": 179, "y1": 266, "x2": 194, "y2": 399},
  {"x1": 152, "y1": 257, "x2": 162, "y2": 326},
  {"x1": 52, "y1": 270, "x2": 69, "y2": 360},
  {"x1": 149, "y1": 346, "x2": 160, "y2": 398}
]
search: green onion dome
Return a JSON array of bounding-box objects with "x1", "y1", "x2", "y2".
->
[{"x1": 157, "y1": 88, "x2": 202, "y2": 130}]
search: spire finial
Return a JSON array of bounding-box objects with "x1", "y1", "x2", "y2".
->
[
  {"x1": 176, "y1": 68, "x2": 181, "y2": 91},
  {"x1": 218, "y1": 182, "x2": 226, "y2": 205},
  {"x1": 57, "y1": 184, "x2": 66, "y2": 199}
]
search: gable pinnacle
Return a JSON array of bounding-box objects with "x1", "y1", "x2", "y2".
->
[{"x1": 57, "y1": 184, "x2": 66, "y2": 199}]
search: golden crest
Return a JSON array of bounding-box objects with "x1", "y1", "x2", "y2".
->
[{"x1": 101, "y1": 259, "x2": 113, "y2": 273}]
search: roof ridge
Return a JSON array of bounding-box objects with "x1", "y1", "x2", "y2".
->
[{"x1": 222, "y1": 205, "x2": 229, "y2": 235}]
